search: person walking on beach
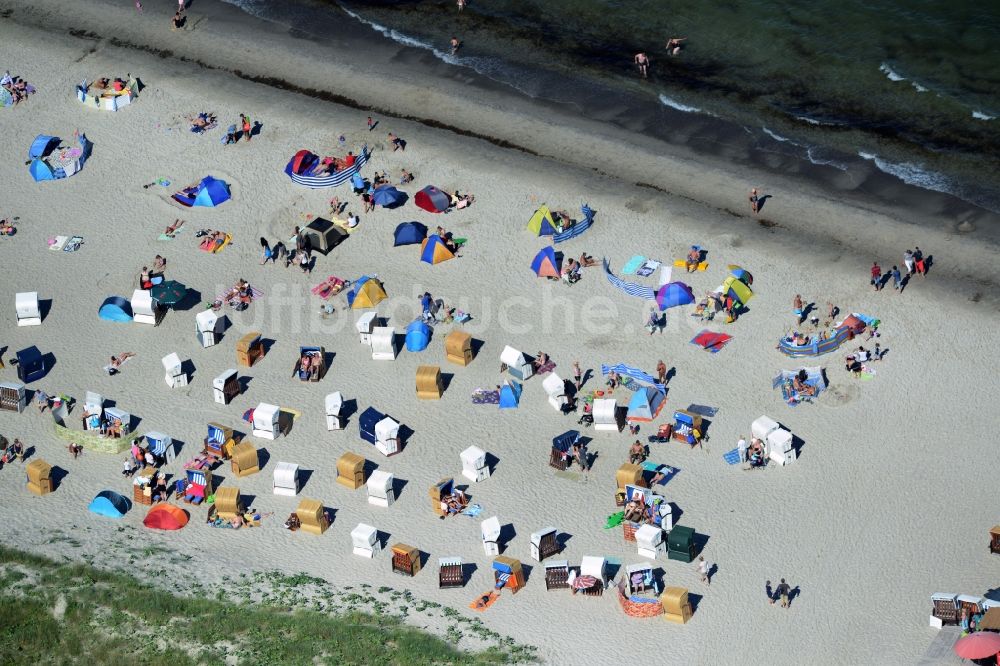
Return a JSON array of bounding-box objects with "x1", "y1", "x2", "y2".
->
[
  {"x1": 656, "y1": 359, "x2": 667, "y2": 385},
  {"x1": 737, "y1": 435, "x2": 748, "y2": 463},
  {"x1": 698, "y1": 556, "x2": 711, "y2": 585},
  {"x1": 913, "y1": 246, "x2": 925, "y2": 276},
  {"x1": 457, "y1": 0, "x2": 467, "y2": 11},
  {"x1": 241, "y1": 114, "x2": 252, "y2": 142},
  {"x1": 890, "y1": 265, "x2": 902, "y2": 291},
  {"x1": 450, "y1": 37, "x2": 461, "y2": 56},
  {"x1": 793, "y1": 294, "x2": 804, "y2": 322},
  {"x1": 634, "y1": 52, "x2": 650, "y2": 79},
  {"x1": 870, "y1": 262, "x2": 882, "y2": 291},
  {"x1": 135, "y1": 0, "x2": 143, "y2": 13},
  {"x1": 749, "y1": 188, "x2": 761, "y2": 213},
  {"x1": 259, "y1": 237, "x2": 272, "y2": 265},
  {"x1": 766, "y1": 580, "x2": 775, "y2": 605},
  {"x1": 903, "y1": 249, "x2": 914, "y2": 275},
  {"x1": 776, "y1": 579, "x2": 792, "y2": 608},
  {"x1": 388, "y1": 132, "x2": 405, "y2": 152},
  {"x1": 572, "y1": 361, "x2": 583, "y2": 391}
]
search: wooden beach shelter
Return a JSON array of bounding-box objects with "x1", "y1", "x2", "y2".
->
[
  {"x1": 236, "y1": 331, "x2": 264, "y2": 367},
  {"x1": 26, "y1": 459, "x2": 53, "y2": 495},
  {"x1": 336, "y1": 452, "x2": 365, "y2": 490},
  {"x1": 616, "y1": 463, "x2": 646, "y2": 494},
  {"x1": 214, "y1": 486, "x2": 243, "y2": 520},
  {"x1": 203, "y1": 423, "x2": 235, "y2": 460},
  {"x1": 230, "y1": 441, "x2": 259, "y2": 477},
  {"x1": 439, "y1": 557, "x2": 464, "y2": 588},
  {"x1": 416, "y1": 365, "x2": 443, "y2": 400},
  {"x1": 492, "y1": 556, "x2": 525, "y2": 593},
  {"x1": 391, "y1": 543, "x2": 422, "y2": 577},
  {"x1": 445, "y1": 330, "x2": 473, "y2": 366},
  {"x1": 990, "y1": 526, "x2": 1000, "y2": 554},
  {"x1": 661, "y1": 587, "x2": 693, "y2": 624},
  {"x1": 296, "y1": 498, "x2": 329, "y2": 535}
]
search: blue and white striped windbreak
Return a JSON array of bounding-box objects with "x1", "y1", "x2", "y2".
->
[
  {"x1": 602, "y1": 258, "x2": 656, "y2": 300},
  {"x1": 144, "y1": 432, "x2": 169, "y2": 455},
  {"x1": 553, "y1": 204, "x2": 595, "y2": 243},
  {"x1": 285, "y1": 146, "x2": 370, "y2": 189},
  {"x1": 600, "y1": 364, "x2": 666, "y2": 392}
]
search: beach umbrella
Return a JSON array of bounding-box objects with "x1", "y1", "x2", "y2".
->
[
  {"x1": 953, "y1": 632, "x2": 1000, "y2": 660},
  {"x1": 150, "y1": 280, "x2": 188, "y2": 307},
  {"x1": 656, "y1": 282, "x2": 695, "y2": 310},
  {"x1": 728, "y1": 265, "x2": 754, "y2": 285},
  {"x1": 372, "y1": 185, "x2": 406, "y2": 208}
]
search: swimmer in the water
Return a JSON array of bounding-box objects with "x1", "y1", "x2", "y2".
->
[
  {"x1": 634, "y1": 52, "x2": 650, "y2": 78},
  {"x1": 666, "y1": 37, "x2": 687, "y2": 55}
]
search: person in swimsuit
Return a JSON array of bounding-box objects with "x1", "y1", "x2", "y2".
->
[
  {"x1": 634, "y1": 52, "x2": 650, "y2": 78},
  {"x1": 666, "y1": 37, "x2": 687, "y2": 55}
]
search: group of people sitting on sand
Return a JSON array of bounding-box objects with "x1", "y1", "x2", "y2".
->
[
  {"x1": 439, "y1": 487, "x2": 469, "y2": 518},
  {"x1": 190, "y1": 112, "x2": 218, "y2": 133},
  {"x1": 0, "y1": 438, "x2": 25, "y2": 468},
  {"x1": 196, "y1": 229, "x2": 229, "y2": 252},
  {"x1": 845, "y1": 345, "x2": 880, "y2": 376},
  {"x1": 0, "y1": 217, "x2": 17, "y2": 236},
  {"x1": 310, "y1": 150, "x2": 358, "y2": 176},
  {"x1": 207, "y1": 505, "x2": 262, "y2": 529},
  {"x1": 2, "y1": 71, "x2": 34, "y2": 105},
  {"x1": 85, "y1": 77, "x2": 128, "y2": 94},
  {"x1": 215, "y1": 279, "x2": 253, "y2": 310}
]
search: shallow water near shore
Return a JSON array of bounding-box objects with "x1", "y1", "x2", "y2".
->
[{"x1": 224, "y1": 0, "x2": 1000, "y2": 219}]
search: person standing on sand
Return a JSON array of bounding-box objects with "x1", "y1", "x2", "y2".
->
[
  {"x1": 241, "y1": 114, "x2": 252, "y2": 142},
  {"x1": 870, "y1": 262, "x2": 882, "y2": 291},
  {"x1": 698, "y1": 556, "x2": 711, "y2": 585},
  {"x1": 890, "y1": 265, "x2": 902, "y2": 291},
  {"x1": 749, "y1": 188, "x2": 760, "y2": 213},
  {"x1": 572, "y1": 361, "x2": 582, "y2": 391},
  {"x1": 766, "y1": 580, "x2": 775, "y2": 605},
  {"x1": 903, "y1": 249, "x2": 914, "y2": 275},
  {"x1": 450, "y1": 37, "x2": 461, "y2": 56},
  {"x1": 656, "y1": 359, "x2": 667, "y2": 385},
  {"x1": 913, "y1": 246, "x2": 925, "y2": 275},
  {"x1": 457, "y1": 0, "x2": 467, "y2": 11},
  {"x1": 367, "y1": 116, "x2": 374, "y2": 131},
  {"x1": 634, "y1": 52, "x2": 650, "y2": 78},
  {"x1": 737, "y1": 435, "x2": 747, "y2": 463},
  {"x1": 388, "y1": 132, "x2": 405, "y2": 152},
  {"x1": 776, "y1": 578, "x2": 791, "y2": 607},
  {"x1": 135, "y1": 0, "x2": 142, "y2": 12}
]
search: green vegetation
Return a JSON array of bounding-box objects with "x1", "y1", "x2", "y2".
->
[{"x1": 0, "y1": 546, "x2": 535, "y2": 665}]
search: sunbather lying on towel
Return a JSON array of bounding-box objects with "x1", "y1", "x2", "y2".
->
[
  {"x1": 0, "y1": 218, "x2": 16, "y2": 236},
  {"x1": 106, "y1": 352, "x2": 136, "y2": 375},
  {"x1": 792, "y1": 370, "x2": 816, "y2": 396}
]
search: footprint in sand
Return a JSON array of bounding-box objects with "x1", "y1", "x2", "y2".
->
[
  {"x1": 825, "y1": 383, "x2": 859, "y2": 407},
  {"x1": 624, "y1": 198, "x2": 654, "y2": 214}
]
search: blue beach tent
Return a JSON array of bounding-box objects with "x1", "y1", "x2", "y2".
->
[
  {"x1": 405, "y1": 320, "x2": 432, "y2": 352},
  {"x1": 393, "y1": 222, "x2": 427, "y2": 246},
  {"x1": 88, "y1": 490, "x2": 130, "y2": 518},
  {"x1": 98, "y1": 296, "x2": 133, "y2": 322},
  {"x1": 172, "y1": 176, "x2": 231, "y2": 207},
  {"x1": 499, "y1": 381, "x2": 522, "y2": 409}
]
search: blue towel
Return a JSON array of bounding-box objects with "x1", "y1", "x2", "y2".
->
[
  {"x1": 621, "y1": 255, "x2": 646, "y2": 275},
  {"x1": 722, "y1": 449, "x2": 741, "y2": 465},
  {"x1": 462, "y1": 503, "x2": 483, "y2": 518}
]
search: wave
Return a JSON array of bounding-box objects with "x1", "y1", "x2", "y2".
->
[
  {"x1": 879, "y1": 62, "x2": 928, "y2": 93},
  {"x1": 858, "y1": 151, "x2": 951, "y2": 194},
  {"x1": 219, "y1": 0, "x2": 269, "y2": 19},
  {"x1": 658, "y1": 94, "x2": 702, "y2": 114},
  {"x1": 805, "y1": 147, "x2": 849, "y2": 172},
  {"x1": 337, "y1": 4, "x2": 457, "y2": 63},
  {"x1": 972, "y1": 110, "x2": 996, "y2": 121},
  {"x1": 761, "y1": 127, "x2": 793, "y2": 143}
]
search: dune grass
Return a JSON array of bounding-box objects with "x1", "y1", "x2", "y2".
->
[{"x1": 0, "y1": 546, "x2": 531, "y2": 665}]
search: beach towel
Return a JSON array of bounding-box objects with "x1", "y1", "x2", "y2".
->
[
  {"x1": 605, "y1": 511, "x2": 625, "y2": 529},
  {"x1": 216, "y1": 285, "x2": 264, "y2": 303},
  {"x1": 722, "y1": 448, "x2": 741, "y2": 465},
  {"x1": 158, "y1": 225, "x2": 186, "y2": 241},
  {"x1": 468, "y1": 591, "x2": 500, "y2": 612},
  {"x1": 635, "y1": 259, "x2": 661, "y2": 277},
  {"x1": 642, "y1": 462, "x2": 677, "y2": 485},
  {"x1": 472, "y1": 389, "x2": 500, "y2": 405},
  {"x1": 311, "y1": 276, "x2": 346, "y2": 300},
  {"x1": 199, "y1": 233, "x2": 231, "y2": 253},
  {"x1": 461, "y1": 503, "x2": 483, "y2": 518},
  {"x1": 535, "y1": 360, "x2": 556, "y2": 375},
  {"x1": 48, "y1": 236, "x2": 67, "y2": 251},
  {"x1": 674, "y1": 259, "x2": 709, "y2": 271},
  {"x1": 331, "y1": 217, "x2": 358, "y2": 234},
  {"x1": 621, "y1": 255, "x2": 646, "y2": 275}
]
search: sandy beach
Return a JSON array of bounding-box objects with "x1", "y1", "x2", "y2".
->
[{"x1": 0, "y1": 2, "x2": 998, "y2": 664}]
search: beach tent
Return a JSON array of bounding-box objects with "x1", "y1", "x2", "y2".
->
[
  {"x1": 88, "y1": 490, "x2": 130, "y2": 518},
  {"x1": 499, "y1": 382, "x2": 521, "y2": 410},
  {"x1": 372, "y1": 185, "x2": 407, "y2": 208},
  {"x1": 393, "y1": 222, "x2": 427, "y2": 247},
  {"x1": 405, "y1": 320, "x2": 432, "y2": 352},
  {"x1": 284, "y1": 147, "x2": 369, "y2": 188},
  {"x1": 626, "y1": 387, "x2": 666, "y2": 422},
  {"x1": 172, "y1": 176, "x2": 231, "y2": 208},
  {"x1": 691, "y1": 329, "x2": 732, "y2": 353},
  {"x1": 656, "y1": 282, "x2": 695, "y2": 310},
  {"x1": 419, "y1": 235, "x2": 455, "y2": 265},
  {"x1": 98, "y1": 296, "x2": 133, "y2": 322},
  {"x1": 553, "y1": 204, "x2": 595, "y2": 243},
  {"x1": 526, "y1": 205, "x2": 558, "y2": 236},
  {"x1": 347, "y1": 276, "x2": 387, "y2": 309},
  {"x1": 722, "y1": 276, "x2": 753, "y2": 305},
  {"x1": 143, "y1": 503, "x2": 188, "y2": 530},
  {"x1": 531, "y1": 246, "x2": 560, "y2": 278},
  {"x1": 728, "y1": 265, "x2": 753, "y2": 285},
  {"x1": 414, "y1": 186, "x2": 450, "y2": 213},
  {"x1": 28, "y1": 133, "x2": 92, "y2": 182}
]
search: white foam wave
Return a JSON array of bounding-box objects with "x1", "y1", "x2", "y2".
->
[
  {"x1": 658, "y1": 94, "x2": 702, "y2": 114},
  {"x1": 911, "y1": 82, "x2": 928, "y2": 93},
  {"x1": 972, "y1": 110, "x2": 996, "y2": 121},
  {"x1": 806, "y1": 147, "x2": 849, "y2": 172},
  {"x1": 858, "y1": 151, "x2": 951, "y2": 193},
  {"x1": 879, "y1": 63, "x2": 905, "y2": 82},
  {"x1": 761, "y1": 127, "x2": 792, "y2": 143},
  {"x1": 338, "y1": 4, "x2": 459, "y2": 65}
]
